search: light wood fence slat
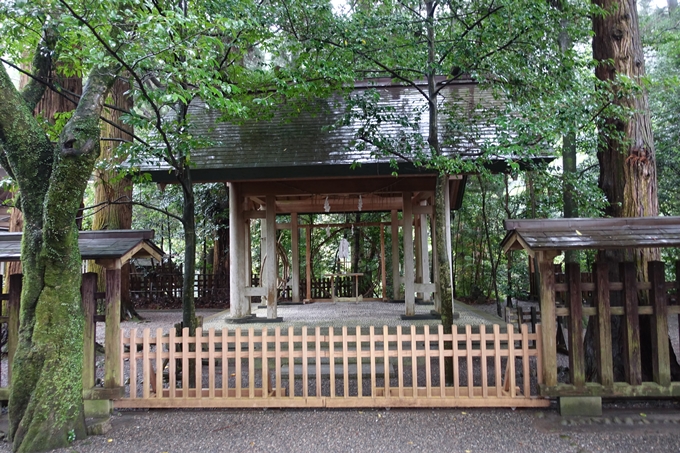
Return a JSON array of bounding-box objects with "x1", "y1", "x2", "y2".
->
[{"x1": 116, "y1": 323, "x2": 548, "y2": 409}]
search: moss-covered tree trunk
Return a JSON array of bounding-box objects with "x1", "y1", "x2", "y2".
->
[{"x1": 0, "y1": 45, "x2": 116, "y2": 451}]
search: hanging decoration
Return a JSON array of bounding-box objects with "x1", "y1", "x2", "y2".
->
[
  {"x1": 324, "y1": 196, "x2": 330, "y2": 213},
  {"x1": 326, "y1": 225, "x2": 330, "y2": 237},
  {"x1": 358, "y1": 194, "x2": 363, "y2": 212}
]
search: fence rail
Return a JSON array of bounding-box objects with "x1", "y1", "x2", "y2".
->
[{"x1": 117, "y1": 323, "x2": 548, "y2": 409}]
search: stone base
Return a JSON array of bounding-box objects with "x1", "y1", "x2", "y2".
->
[
  {"x1": 84, "y1": 399, "x2": 112, "y2": 418},
  {"x1": 86, "y1": 416, "x2": 112, "y2": 436},
  {"x1": 227, "y1": 316, "x2": 284, "y2": 324},
  {"x1": 400, "y1": 313, "x2": 440, "y2": 320},
  {"x1": 559, "y1": 396, "x2": 602, "y2": 417}
]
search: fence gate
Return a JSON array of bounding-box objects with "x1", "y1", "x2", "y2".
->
[{"x1": 115, "y1": 323, "x2": 548, "y2": 409}]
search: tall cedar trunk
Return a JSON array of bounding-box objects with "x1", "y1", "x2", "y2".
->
[
  {"x1": 0, "y1": 50, "x2": 116, "y2": 451},
  {"x1": 88, "y1": 78, "x2": 134, "y2": 320},
  {"x1": 586, "y1": 0, "x2": 680, "y2": 381}
]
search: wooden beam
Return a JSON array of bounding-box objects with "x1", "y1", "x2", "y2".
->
[
  {"x1": 537, "y1": 250, "x2": 559, "y2": 387},
  {"x1": 403, "y1": 192, "x2": 415, "y2": 316},
  {"x1": 566, "y1": 262, "x2": 585, "y2": 387},
  {"x1": 81, "y1": 273, "x2": 97, "y2": 391},
  {"x1": 594, "y1": 261, "x2": 613, "y2": 387},
  {"x1": 391, "y1": 210, "x2": 400, "y2": 300},
  {"x1": 104, "y1": 264, "x2": 122, "y2": 389},
  {"x1": 245, "y1": 219, "x2": 252, "y2": 311},
  {"x1": 380, "y1": 225, "x2": 387, "y2": 301},
  {"x1": 229, "y1": 182, "x2": 248, "y2": 318},
  {"x1": 306, "y1": 226, "x2": 312, "y2": 301},
  {"x1": 649, "y1": 261, "x2": 671, "y2": 386},
  {"x1": 420, "y1": 203, "x2": 431, "y2": 302},
  {"x1": 7, "y1": 274, "x2": 21, "y2": 385},
  {"x1": 266, "y1": 195, "x2": 277, "y2": 318},
  {"x1": 292, "y1": 213, "x2": 300, "y2": 303},
  {"x1": 621, "y1": 262, "x2": 642, "y2": 385}
]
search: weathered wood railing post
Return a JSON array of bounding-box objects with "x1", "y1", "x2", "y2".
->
[
  {"x1": 648, "y1": 261, "x2": 671, "y2": 386},
  {"x1": 81, "y1": 272, "x2": 98, "y2": 391},
  {"x1": 593, "y1": 261, "x2": 613, "y2": 387},
  {"x1": 621, "y1": 262, "x2": 642, "y2": 385},
  {"x1": 536, "y1": 250, "x2": 559, "y2": 388},
  {"x1": 7, "y1": 274, "x2": 21, "y2": 385},
  {"x1": 566, "y1": 262, "x2": 585, "y2": 387}
]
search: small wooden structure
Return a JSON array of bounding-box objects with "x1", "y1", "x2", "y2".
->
[
  {"x1": 502, "y1": 217, "x2": 680, "y2": 399},
  {"x1": 0, "y1": 230, "x2": 163, "y2": 404}
]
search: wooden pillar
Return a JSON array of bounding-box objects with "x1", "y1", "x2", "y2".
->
[
  {"x1": 537, "y1": 250, "x2": 559, "y2": 388},
  {"x1": 291, "y1": 213, "x2": 300, "y2": 303},
  {"x1": 621, "y1": 262, "x2": 641, "y2": 385},
  {"x1": 566, "y1": 262, "x2": 585, "y2": 387},
  {"x1": 415, "y1": 215, "x2": 422, "y2": 298},
  {"x1": 649, "y1": 260, "x2": 671, "y2": 386},
  {"x1": 81, "y1": 272, "x2": 98, "y2": 390},
  {"x1": 306, "y1": 225, "x2": 312, "y2": 301},
  {"x1": 431, "y1": 207, "x2": 440, "y2": 313},
  {"x1": 265, "y1": 195, "x2": 277, "y2": 318},
  {"x1": 594, "y1": 261, "x2": 613, "y2": 387},
  {"x1": 104, "y1": 263, "x2": 121, "y2": 389},
  {"x1": 229, "y1": 182, "x2": 247, "y2": 318},
  {"x1": 420, "y1": 203, "x2": 431, "y2": 302},
  {"x1": 245, "y1": 218, "x2": 252, "y2": 313},
  {"x1": 391, "y1": 210, "x2": 400, "y2": 300},
  {"x1": 7, "y1": 274, "x2": 21, "y2": 384},
  {"x1": 380, "y1": 224, "x2": 387, "y2": 301},
  {"x1": 402, "y1": 192, "x2": 415, "y2": 316}
]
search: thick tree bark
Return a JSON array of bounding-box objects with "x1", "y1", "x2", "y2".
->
[{"x1": 0, "y1": 52, "x2": 117, "y2": 451}]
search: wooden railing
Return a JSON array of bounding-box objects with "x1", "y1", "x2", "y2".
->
[
  {"x1": 130, "y1": 273, "x2": 229, "y2": 307},
  {"x1": 117, "y1": 323, "x2": 548, "y2": 408},
  {"x1": 544, "y1": 261, "x2": 680, "y2": 397}
]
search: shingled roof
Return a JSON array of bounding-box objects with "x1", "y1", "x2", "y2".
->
[{"x1": 140, "y1": 78, "x2": 519, "y2": 184}]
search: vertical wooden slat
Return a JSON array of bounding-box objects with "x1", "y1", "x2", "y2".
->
[
  {"x1": 465, "y1": 325, "x2": 473, "y2": 398},
  {"x1": 391, "y1": 210, "x2": 400, "y2": 300},
  {"x1": 424, "y1": 325, "x2": 432, "y2": 398},
  {"x1": 130, "y1": 328, "x2": 138, "y2": 399},
  {"x1": 480, "y1": 324, "x2": 487, "y2": 398},
  {"x1": 649, "y1": 261, "x2": 671, "y2": 386},
  {"x1": 493, "y1": 324, "x2": 502, "y2": 397},
  {"x1": 248, "y1": 328, "x2": 255, "y2": 398},
  {"x1": 208, "y1": 328, "x2": 216, "y2": 399},
  {"x1": 119, "y1": 330, "x2": 126, "y2": 388},
  {"x1": 537, "y1": 251, "x2": 559, "y2": 387},
  {"x1": 288, "y1": 327, "x2": 295, "y2": 398},
  {"x1": 396, "y1": 327, "x2": 404, "y2": 398},
  {"x1": 81, "y1": 273, "x2": 97, "y2": 391},
  {"x1": 262, "y1": 328, "x2": 269, "y2": 397},
  {"x1": 156, "y1": 328, "x2": 163, "y2": 398},
  {"x1": 329, "y1": 327, "x2": 336, "y2": 398},
  {"x1": 275, "y1": 327, "x2": 282, "y2": 397},
  {"x1": 306, "y1": 226, "x2": 312, "y2": 301},
  {"x1": 384, "y1": 325, "x2": 391, "y2": 398},
  {"x1": 594, "y1": 261, "x2": 613, "y2": 387},
  {"x1": 369, "y1": 326, "x2": 376, "y2": 398},
  {"x1": 453, "y1": 325, "x2": 460, "y2": 398},
  {"x1": 169, "y1": 328, "x2": 176, "y2": 399},
  {"x1": 621, "y1": 262, "x2": 642, "y2": 385},
  {"x1": 380, "y1": 225, "x2": 387, "y2": 300},
  {"x1": 195, "y1": 327, "x2": 203, "y2": 399},
  {"x1": 566, "y1": 262, "x2": 585, "y2": 387},
  {"x1": 315, "y1": 326, "x2": 322, "y2": 397},
  {"x1": 536, "y1": 324, "x2": 544, "y2": 385},
  {"x1": 182, "y1": 327, "x2": 189, "y2": 396},
  {"x1": 302, "y1": 326, "x2": 309, "y2": 398},
  {"x1": 438, "y1": 325, "x2": 445, "y2": 398},
  {"x1": 143, "y1": 329, "x2": 151, "y2": 399},
  {"x1": 221, "y1": 328, "x2": 228, "y2": 397},
  {"x1": 291, "y1": 213, "x2": 300, "y2": 303},
  {"x1": 410, "y1": 325, "x2": 418, "y2": 392},
  {"x1": 521, "y1": 324, "x2": 530, "y2": 398},
  {"x1": 104, "y1": 266, "x2": 122, "y2": 389},
  {"x1": 356, "y1": 326, "x2": 363, "y2": 398},
  {"x1": 507, "y1": 324, "x2": 516, "y2": 398},
  {"x1": 235, "y1": 328, "x2": 242, "y2": 397},
  {"x1": 403, "y1": 193, "x2": 415, "y2": 316}
]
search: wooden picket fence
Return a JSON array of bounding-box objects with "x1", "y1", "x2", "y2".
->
[{"x1": 116, "y1": 323, "x2": 548, "y2": 408}]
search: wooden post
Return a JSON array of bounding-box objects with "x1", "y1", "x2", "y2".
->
[
  {"x1": 105, "y1": 263, "x2": 122, "y2": 389},
  {"x1": 566, "y1": 262, "x2": 585, "y2": 387},
  {"x1": 229, "y1": 182, "x2": 247, "y2": 318},
  {"x1": 245, "y1": 218, "x2": 252, "y2": 311},
  {"x1": 431, "y1": 209, "x2": 440, "y2": 313},
  {"x1": 306, "y1": 225, "x2": 312, "y2": 301},
  {"x1": 291, "y1": 213, "x2": 300, "y2": 303},
  {"x1": 420, "y1": 203, "x2": 431, "y2": 302},
  {"x1": 649, "y1": 261, "x2": 670, "y2": 386},
  {"x1": 391, "y1": 210, "x2": 400, "y2": 300},
  {"x1": 380, "y1": 225, "x2": 387, "y2": 301},
  {"x1": 594, "y1": 261, "x2": 613, "y2": 387},
  {"x1": 265, "y1": 195, "x2": 277, "y2": 318},
  {"x1": 537, "y1": 250, "x2": 559, "y2": 387},
  {"x1": 7, "y1": 274, "x2": 21, "y2": 384},
  {"x1": 621, "y1": 262, "x2": 641, "y2": 385},
  {"x1": 402, "y1": 192, "x2": 415, "y2": 316},
  {"x1": 81, "y1": 272, "x2": 98, "y2": 390},
  {"x1": 415, "y1": 215, "x2": 422, "y2": 298}
]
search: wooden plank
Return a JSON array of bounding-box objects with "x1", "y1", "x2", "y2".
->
[
  {"x1": 292, "y1": 213, "x2": 300, "y2": 302},
  {"x1": 593, "y1": 261, "x2": 613, "y2": 387},
  {"x1": 156, "y1": 328, "x2": 164, "y2": 398},
  {"x1": 480, "y1": 324, "x2": 488, "y2": 398},
  {"x1": 380, "y1": 226, "x2": 387, "y2": 300},
  {"x1": 507, "y1": 324, "x2": 516, "y2": 398},
  {"x1": 403, "y1": 193, "x2": 415, "y2": 316},
  {"x1": 288, "y1": 327, "x2": 295, "y2": 398},
  {"x1": 493, "y1": 324, "x2": 502, "y2": 397},
  {"x1": 81, "y1": 273, "x2": 97, "y2": 390},
  {"x1": 306, "y1": 226, "x2": 312, "y2": 301},
  {"x1": 391, "y1": 210, "x2": 400, "y2": 300},
  {"x1": 329, "y1": 327, "x2": 336, "y2": 398},
  {"x1": 197, "y1": 328, "x2": 204, "y2": 399},
  {"x1": 649, "y1": 261, "x2": 671, "y2": 386},
  {"x1": 621, "y1": 262, "x2": 642, "y2": 385},
  {"x1": 266, "y1": 195, "x2": 278, "y2": 318},
  {"x1": 465, "y1": 325, "x2": 473, "y2": 398},
  {"x1": 424, "y1": 326, "x2": 432, "y2": 398},
  {"x1": 143, "y1": 329, "x2": 151, "y2": 399},
  {"x1": 343, "y1": 326, "x2": 349, "y2": 397},
  {"x1": 182, "y1": 328, "x2": 189, "y2": 397},
  {"x1": 453, "y1": 326, "x2": 460, "y2": 398},
  {"x1": 316, "y1": 327, "x2": 322, "y2": 397},
  {"x1": 275, "y1": 327, "x2": 282, "y2": 398},
  {"x1": 536, "y1": 324, "x2": 543, "y2": 385},
  {"x1": 357, "y1": 326, "x2": 363, "y2": 398},
  {"x1": 262, "y1": 328, "x2": 269, "y2": 397},
  {"x1": 410, "y1": 325, "x2": 418, "y2": 393},
  {"x1": 521, "y1": 324, "x2": 530, "y2": 398},
  {"x1": 105, "y1": 266, "x2": 122, "y2": 389},
  {"x1": 169, "y1": 328, "x2": 176, "y2": 399},
  {"x1": 130, "y1": 328, "x2": 138, "y2": 399},
  {"x1": 208, "y1": 329, "x2": 216, "y2": 399},
  {"x1": 230, "y1": 183, "x2": 247, "y2": 317},
  {"x1": 397, "y1": 327, "x2": 404, "y2": 398},
  {"x1": 384, "y1": 326, "x2": 391, "y2": 398},
  {"x1": 566, "y1": 262, "x2": 585, "y2": 387},
  {"x1": 370, "y1": 326, "x2": 377, "y2": 398},
  {"x1": 235, "y1": 328, "x2": 242, "y2": 397},
  {"x1": 221, "y1": 328, "x2": 229, "y2": 398},
  {"x1": 248, "y1": 328, "x2": 255, "y2": 398},
  {"x1": 537, "y1": 251, "x2": 559, "y2": 387},
  {"x1": 302, "y1": 326, "x2": 309, "y2": 398}
]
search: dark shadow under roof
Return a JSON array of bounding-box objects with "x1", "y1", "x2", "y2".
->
[
  {"x1": 501, "y1": 217, "x2": 680, "y2": 256},
  {"x1": 0, "y1": 230, "x2": 164, "y2": 263}
]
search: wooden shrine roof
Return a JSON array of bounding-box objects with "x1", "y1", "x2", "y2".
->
[
  {"x1": 0, "y1": 230, "x2": 164, "y2": 263},
  {"x1": 501, "y1": 217, "x2": 680, "y2": 256},
  {"x1": 139, "y1": 77, "x2": 550, "y2": 185}
]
